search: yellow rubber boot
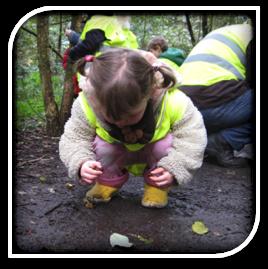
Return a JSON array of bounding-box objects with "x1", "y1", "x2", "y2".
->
[
  {"x1": 142, "y1": 184, "x2": 169, "y2": 208},
  {"x1": 85, "y1": 182, "x2": 119, "y2": 203}
]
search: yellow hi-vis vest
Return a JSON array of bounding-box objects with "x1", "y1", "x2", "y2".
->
[
  {"x1": 158, "y1": 58, "x2": 182, "y2": 74},
  {"x1": 80, "y1": 15, "x2": 139, "y2": 50},
  {"x1": 179, "y1": 24, "x2": 253, "y2": 86},
  {"x1": 79, "y1": 88, "x2": 188, "y2": 175},
  {"x1": 77, "y1": 16, "x2": 139, "y2": 83}
]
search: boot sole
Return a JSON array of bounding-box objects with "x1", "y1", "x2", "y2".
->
[
  {"x1": 141, "y1": 200, "x2": 168, "y2": 208},
  {"x1": 85, "y1": 191, "x2": 119, "y2": 204}
]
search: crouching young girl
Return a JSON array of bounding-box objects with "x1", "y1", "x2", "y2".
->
[{"x1": 59, "y1": 48, "x2": 207, "y2": 208}]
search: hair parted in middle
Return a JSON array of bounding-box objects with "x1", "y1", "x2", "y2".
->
[{"x1": 77, "y1": 48, "x2": 176, "y2": 121}]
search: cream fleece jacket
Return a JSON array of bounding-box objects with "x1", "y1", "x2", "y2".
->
[{"x1": 59, "y1": 91, "x2": 207, "y2": 185}]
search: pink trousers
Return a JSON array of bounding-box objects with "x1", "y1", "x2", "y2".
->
[{"x1": 93, "y1": 133, "x2": 173, "y2": 188}]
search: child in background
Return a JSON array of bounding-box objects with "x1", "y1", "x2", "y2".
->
[
  {"x1": 148, "y1": 36, "x2": 186, "y2": 67},
  {"x1": 59, "y1": 49, "x2": 207, "y2": 208}
]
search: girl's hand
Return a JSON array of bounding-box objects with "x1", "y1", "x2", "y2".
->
[
  {"x1": 80, "y1": 161, "x2": 103, "y2": 184},
  {"x1": 148, "y1": 167, "x2": 174, "y2": 187}
]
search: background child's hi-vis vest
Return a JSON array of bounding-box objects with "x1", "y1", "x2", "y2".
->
[
  {"x1": 80, "y1": 15, "x2": 139, "y2": 51},
  {"x1": 77, "y1": 16, "x2": 139, "y2": 82},
  {"x1": 158, "y1": 58, "x2": 182, "y2": 74},
  {"x1": 79, "y1": 88, "x2": 188, "y2": 175}
]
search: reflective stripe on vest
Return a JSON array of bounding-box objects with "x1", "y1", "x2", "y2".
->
[
  {"x1": 180, "y1": 24, "x2": 252, "y2": 85},
  {"x1": 184, "y1": 53, "x2": 244, "y2": 80},
  {"x1": 204, "y1": 33, "x2": 246, "y2": 66}
]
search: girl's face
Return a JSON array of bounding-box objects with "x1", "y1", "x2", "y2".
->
[{"x1": 103, "y1": 99, "x2": 148, "y2": 128}]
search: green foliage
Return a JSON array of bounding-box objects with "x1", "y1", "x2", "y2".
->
[
  {"x1": 15, "y1": 71, "x2": 63, "y2": 130},
  {"x1": 16, "y1": 72, "x2": 43, "y2": 120},
  {"x1": 130, "y1": 14, "x2": 250, "y2": 55},
  {"x1": 16, "y1": 18, "x2": 38, "y2": 77},
  {"x1": 15, "y1": 14, "x2": 68, "y2": 130}
]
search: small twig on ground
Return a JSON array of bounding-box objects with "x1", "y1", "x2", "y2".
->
[
  {"x1": 17, "y1": 155, "x2": 49, "y2": 167},
  {"x1": 17, "y1": 203, "x2": 33, "y2": 207},
  {"x1": 44, "y1": 202, "x2": 63, "y2": 215}
]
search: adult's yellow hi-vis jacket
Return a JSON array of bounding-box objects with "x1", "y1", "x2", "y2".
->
[{"x1": 178, "y1": 24, "x2": 253, "y2": 109}]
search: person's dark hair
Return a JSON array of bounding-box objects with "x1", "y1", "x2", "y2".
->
[
  {"x1": 77, "y1": 49, "x2": 176, "y2": 121},
  {"x1": 147, "y1": 36, "x2": 168, "y2": 52}
]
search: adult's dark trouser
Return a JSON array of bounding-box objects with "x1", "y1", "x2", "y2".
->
[{"x1": 200, "y1": 89, "x2": 254, "y2": 151}]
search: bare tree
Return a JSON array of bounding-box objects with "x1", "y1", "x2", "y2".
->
[
  {"x1": 59, "y1": 14, "x2": 84, "y2": 132},
  {"x1": 140, "y1": 16, "x2": 148, "y2": 49},
  {"x1": 37, "y1": 15, "x2": 61, "y2": 136},
  {"x1": 202, "y1": 15, "x2": 209, "y2": 38},
  {"x1": 185, "y1": 14, "x2": 196, "y2": 47},
  {"x1": 58, "y1": 14, "x2": 62, "y2": 55},
  {"x1": 36, "y1": 13, "x2": 84, "y2": 136},
  {"x1": 208, "y1": 15, "x2": 214, "y2": 33}
]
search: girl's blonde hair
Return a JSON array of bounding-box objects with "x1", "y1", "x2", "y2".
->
[{"x1": 77, "y1": 49, "x2": 176, "y2": 121}]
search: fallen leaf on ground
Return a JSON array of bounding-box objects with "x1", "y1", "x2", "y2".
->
[
  {"x1": 110, "y1": 233, "x2": 133, "y2": 248},
  {"x1": 192, "y1": 221, "x2": 209, "y2": 235},
  {"x1": 39, "y1": 176, "x2": 46, "y2": 183},
  {"x1": 65, "y1": 183, "x2": 75, "y2": 190},
  {"x1": 129, "y1": 233, "x2": 153, "y2": 244}
]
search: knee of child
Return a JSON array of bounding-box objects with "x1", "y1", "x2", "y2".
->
[
  {"x1": 151, "y1": 134, "x2": 173, "y2": 160},
  {"x1": 95, "y1": 142, "x2": 119, "y2": 158}
]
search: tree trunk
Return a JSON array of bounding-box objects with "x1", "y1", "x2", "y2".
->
[
  {"x1": 59, "y1": 15, "x2": 84, "y2": 132},
  {"x1": 196, "y1": 15, "x2": 202, "y2": 42},
  {"x1": 208, "y1": 15, "x2": 214, "y2": 33},
  {"x1": 58, "y1": 14, "x2": 62, "y2": 55},
  {"x1": 202, "y1": 15, "x2": 209, "y2": 38},
  {"x1": 140, "y1": 16, "x2": 147, "y2": 50},
  {"x1": 185, "y1": 14, "x2": 196, "y2": 47},
  {"x1": 37, "y1": 15, "x2": 61, "y2": 137}
]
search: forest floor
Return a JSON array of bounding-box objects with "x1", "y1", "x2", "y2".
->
[{"x1": 13, "y1": 127, "x2": 255, "y2": 255}]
